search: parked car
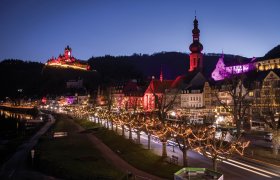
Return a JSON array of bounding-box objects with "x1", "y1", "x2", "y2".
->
[
  {"x1": 264, "y1": 132, "x2": 273, "y2": 141},
  {"x1": 219, "y1": 127, "x2": 245, "y2": 136}
]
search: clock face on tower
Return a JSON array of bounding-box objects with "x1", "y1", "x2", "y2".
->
[{"x1": 68, "y1": 51, "x2": 71, "y2": 56}]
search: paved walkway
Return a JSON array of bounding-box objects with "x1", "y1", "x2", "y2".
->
[
  {"x1": 72, "y1": 119, "x2": 164, "y2": 180},
  {"x1": 0, "y1": 114, "x2": 59, "y2": 180}
]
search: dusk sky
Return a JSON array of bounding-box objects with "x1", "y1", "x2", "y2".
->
[{"x1": 0, "y1": 0, "x2": 279, "y2": 62}]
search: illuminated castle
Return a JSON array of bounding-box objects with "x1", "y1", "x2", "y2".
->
[
  {"x1": 211, "y1": 54, "x2": 256, "y2": 81},
  {"x1": 211, "y1": 56, "x2": 280, "y2": 81},
  {"x1": 46, "y1": 46, "x2": 90, "y2": 71}
]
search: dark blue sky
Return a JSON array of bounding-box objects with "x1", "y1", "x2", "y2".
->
[{"x1": 0, "y1": 0, "x2": 279, "y2": 62}]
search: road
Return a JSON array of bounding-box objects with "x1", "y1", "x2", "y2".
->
[
  {"x1": 97, "y1": 118, "x2": 280, "y2": 180},
  {"x1": 0, "y1": 114, "x2": 58, "y2": 179}
]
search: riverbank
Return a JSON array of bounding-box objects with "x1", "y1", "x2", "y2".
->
[
  {"x1": 0, "y1": 113, "x2": 56, "y2": 179},
  {"x1": 35, "y1": 113, "x2": 125, "y2": 179},
  {"x1": 0, "y1": 108, "x2": 45, "y2": 166},
  {"x1": 0, "y1": 105, "x2": 38, "y2": 115}
]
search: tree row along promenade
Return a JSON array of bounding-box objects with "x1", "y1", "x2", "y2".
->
[
  {"x1": 35, "y1": 108, "x2": 280, "y2": 179},
  {"x1": 75, "y1": 108, "x2": 249, "y2": 172}
]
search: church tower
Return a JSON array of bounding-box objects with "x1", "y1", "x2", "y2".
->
[{"x1": 189, "y1": 16, "x2": 203, "y2": 72}]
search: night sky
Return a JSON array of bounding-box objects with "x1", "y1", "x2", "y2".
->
[{"x1": 0, "y1": 0, "x2": 279, "y2": 62}]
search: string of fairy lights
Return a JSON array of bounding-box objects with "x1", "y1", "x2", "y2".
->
[{"x1": 64, "y1": 105, "x2": 250, "y2": 164}]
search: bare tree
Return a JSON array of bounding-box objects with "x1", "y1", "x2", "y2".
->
[
  {"x1": 213, "y1": 73, "x2": 252, "y2": 137},
  {"x1": 148, "y1": 80, "x2": 180, "y2": 157},
  {"x1": 149, "y1": 118, "x2": 172, "y2": 157},
  {"x1": 144, "y1": 114, "x2": 156, "y2": 150},
  {"x1": 190, "y1": 126, "x2": 250, "y2": 171},
  {"x1": 170, "y1": 122, "x2": 194, "y2": 166},
  {"x1": 97, "y1": 86, "x2": 114, "y2": 129}
]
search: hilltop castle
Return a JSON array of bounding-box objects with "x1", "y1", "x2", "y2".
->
[{"x1": 45, "y1": 46, "x2": 90, "y2": 71}]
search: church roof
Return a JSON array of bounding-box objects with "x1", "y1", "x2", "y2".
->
[
  {"x1": 145, "y1": 79, "x2": 173, "y2": 94},
  {"x1": 123, "y1": 80, "x2": 146, "y2": 96},
  {"x1": 171, "y1": 71, "x2": 207, "y2": 89}
]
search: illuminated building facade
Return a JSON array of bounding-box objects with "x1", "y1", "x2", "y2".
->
[
  {"x1": 211, "y1": 54, "x2": 256, "y2": 81},
  {"x1": 174, "y1": 72, "x2": 208, "y2": 108},
  {"x1": 256, "y1": 58, "x2": 280, "y2": 71},
  {"x1": 144, "y1": 78, "x2": 174, "y2": 110},
  {"x1": 111, "y1": 80, "x2": 145, "y2": 110},
  {"x1": 252, "y1": 70, "x2": 280, "y2": 110},
  {"x1": 46, "y1": 46, "x2": 90, "y2": 71}
]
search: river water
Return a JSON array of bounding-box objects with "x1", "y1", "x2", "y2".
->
[
  {"x1": 0, "y1": 109, "x2": 37, "y2": 139},
  {"x1": 0, "y1": 109, "x2": 44, "y2": 165}
]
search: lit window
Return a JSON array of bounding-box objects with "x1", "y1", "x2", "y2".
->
[{"x1": 249, "y1": 91, "x2": 254, "y2": 97}]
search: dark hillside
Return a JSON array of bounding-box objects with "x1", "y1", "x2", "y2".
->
[
  {"x1": 2, "y1": 44, "x2": 278, "y2": 99},
  {"x1": 41, "y1": 66, "x2": 100, "y2": 96},
  {"x1": 264, "y1": 44, "x2": 280, "y2": 59},
  {"x1": 0, "y1": 60, "x2": 43, "y2": 99}
]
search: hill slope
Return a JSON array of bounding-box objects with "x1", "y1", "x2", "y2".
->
[
  {"x1": 2, "y1": 44, "x2": 278, "y2": 99},
  {"x1": 264, "y1": 44, "x2": 280, "y2": 59}
]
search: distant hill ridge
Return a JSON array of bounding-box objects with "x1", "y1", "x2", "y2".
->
[
  {"x1": 0, "y1": 44, "x2": 279, "y2": 99},
  {"x1": 87, "y1": 52, "x2": 249, "y2": 80}
]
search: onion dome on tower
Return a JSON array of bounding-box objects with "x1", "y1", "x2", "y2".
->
[{"x1": 189, "y1": 16, "x2": 204, "y2": 72}]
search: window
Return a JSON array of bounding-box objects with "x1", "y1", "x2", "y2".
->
[
  {"x1": 263, "y1": 81, "x2": 270, "y2": 86},
  {"x1": 249, "y1": 91, "x2": 254, "y2": 97}
]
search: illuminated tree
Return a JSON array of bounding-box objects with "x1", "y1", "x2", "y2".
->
[
  {"x1": 146, "y1": 117, "x2": 172, "y2": 157},
  {"x1": 122, "y1": 112, "x2": 135, "y2": 140},
  {"x1": 170, "y1": 123, "x2": 193, "y2": 166},
  {"x1": 191, "y1": 126, "x2": 250, "y2": 171},
  {"x1": 144, "y1": 114, "x2": 158, "y2": 150},
  {"x1": 110, "y1": 111, "x2": 122, "y2": 134},
  {"x1": 171, "y1": 122, "x2": 211, "y2": 166},
  {"x1": 130, "y1": 113, "x2": 145, "y2": 144},
  {"x1": 213, "y1": 72, "x2": 252, "y2": 136},
  {"x1": 148, "y1": 80, "x2": 180, "y2": 157},
  {"x1": 119, "y1": 112, "x2": 127, "y2": 137}
]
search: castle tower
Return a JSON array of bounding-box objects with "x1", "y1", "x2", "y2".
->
[
  {"x1": 64, "y1": 45, "x2": 72, "y2": 59},
  {"x1": 189, "y1": 16, "x2": 203, "y2": 72}
]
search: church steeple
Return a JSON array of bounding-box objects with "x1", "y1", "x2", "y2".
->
[{"x1": 189, "y1": 16, "x2": 203, "y2": 72}]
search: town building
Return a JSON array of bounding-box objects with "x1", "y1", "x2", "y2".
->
[
  {"x1": 250, "y1": 70, "x2": 280, "y2": 130},
  {"x1": 211, "y1": 54, "x2": 256, "y2": 81},
  {"x1": 173, "y1": 72, "x2": 207, "y2": 108},
  {"x1": 105, "y1": 16, "x2": 280, "y2": 129},
  {"x1": 111, "y1": 80, "x2": 146, "y2": 111},
  {"x1": 143, "y1": 77, "x2": 174, "y2": 111},
  {"x1": 256, "y1": 58, "x2": 280, "y2": 71}
]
